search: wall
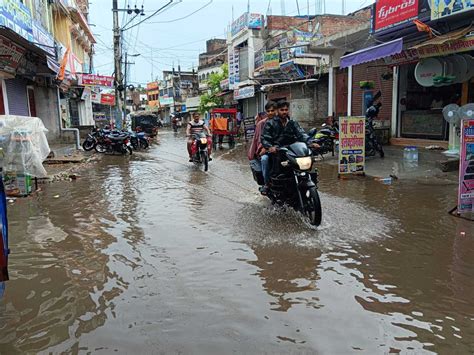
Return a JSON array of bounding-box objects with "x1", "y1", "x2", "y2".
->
[
  {"x1": 351, "y1": 59, "x2": 393, "y2": 123},
  {"x1": 206, "y1": 39, "x2": 227, "y2": 53},
  {"x1": 35, "y1": 86, "x2": 60, "y2": 142},
  {"x1": 266, "y1": 16, "x2": 310, "y2": 31}
]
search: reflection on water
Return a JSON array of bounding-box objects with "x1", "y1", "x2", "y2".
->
[{"x1": 1, "y1": 132, "x2": 474, "y2": 353}]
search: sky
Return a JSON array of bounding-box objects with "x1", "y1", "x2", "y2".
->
[{"x1": 90, "y1": 0, "x2": 374, "y2": 86}]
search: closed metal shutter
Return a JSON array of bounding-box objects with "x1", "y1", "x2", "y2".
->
[{"x1": 5, "y1": 78, "x2": 29, "y2": 116}]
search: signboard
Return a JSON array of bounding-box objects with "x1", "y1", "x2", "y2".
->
[
  {"x1": 338, "y1": 117, "x2": 366, "y2": 175},
  {"x1": 280, "y1": 61, "x2": 305, "y2": 80},
  {"x1": 231, "y1": 13, "x2": 263, "y2": 37},
  {"x1": 93, "y1": 112, "x2": 108, "y2": 121},
  {"x1": 254, "y1": 47, "x2": 265, "y2": 71},
  {"x1": 264, "y1": 50, "x2": 280, "y2": 70},
  {"x1": 91, "y1": 91, "x2": 101, "y2": 104},
  {"x1": 229, "y1": 48, "x2": 240, "y2": 89},
  {"x1": 431, "y1": 0, "x2": 474, "y2": 20},
  {"x1": 0, "y1": 0, "x2": 34, "y2": 42},
  {"x1": 159, "y1": 95, "x2": 174, "y2": 106},
  {"x1": 0, "y1": 34, "x2": 25, "y2": 74},
  {"x1": 180, "y1": 80, "x2": 193, "y2": 89},
  {"x1": 78, "y1": 74, "x2": 114, "y2": 87},
  {"x1": 373, "y1": 0, "x2": 419, "y2": 32},
  {"x1": 243, "y1": 116, "x2": 256, "y2": 141},
  {"x1": 220, "y1": 78, "x2": 229, "y2": 90},
  {"x1": 32, "y1": 21, "x2": 55, "y2": 56},
  {"x1": 100, "y1": 93, "x2": 115, "y2": 106},
  {"x1": 233, "y1": 86, "x2": 255, "y2": 100},
  {"x1": 147, "y1": 81, "x2": 159, "y2": 91},
  {"x1": 458, "y1": 119, "x2": 474, "y2": 213}
]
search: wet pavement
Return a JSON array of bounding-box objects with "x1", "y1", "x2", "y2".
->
[{"x1": 1, "y1": 130, "x2": 474, "y2": 354}]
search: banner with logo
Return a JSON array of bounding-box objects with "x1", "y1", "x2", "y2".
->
[
  {"x1": 78, "y1": 74, "x2": 114, "y2": 87},
  {"x1": 234, "y1": 86, "x2": 255, "y2": 100},
  {"x1": 100, "y1": 93, "x2": 115, "y2": 106},
  {"x1": 373, "y1": 0, "x2": 419, "y2": 32},
  {"x1": 159, "y1": 95, "x2": 174, "y2": 106},
  {"x1": 231, "y1": 12, "x2": 263, "y2": 37},
  {"x1": 431, "y1": 0, "x2": 474, "y2": 20},
  {"x1": 338, "y1": 117, "x2": 366, "y2": 175},
  {"x1": 0, "y1": 0, "x2": 33, "y2": 41},
  {"x1": 458, "y1": 119, "x2": 474, "y2": 213},
  {"x1": 264, "y1": 50, "x2": 280, "y2": 70}
]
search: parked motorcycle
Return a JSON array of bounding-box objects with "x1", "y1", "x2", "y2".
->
[
  {"x1": 130, "y1": 131, "x2": 150, "y2": 150},
  {"x1": 95, "y1": 132, "x2": 133, "y2": 155},
  {"x1": 365, "y1": 92, "x2": 385, "y2": 158},
  {"x1": 308, "y1": 121, "x2": 339, "y2": 157},
  {"x1": 82, "y1": 127, "x2": 100, "y2": 151},
  {"x1": 190, "y1": 132, "x2": 211, "y2": 171},
  {"x1": 251, "y1": 142, "x2": 322, "y2": 226}
]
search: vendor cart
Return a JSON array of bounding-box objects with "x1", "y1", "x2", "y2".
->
[{"x1": 209, "y1": 108, "x2": 238, "y2": 150}]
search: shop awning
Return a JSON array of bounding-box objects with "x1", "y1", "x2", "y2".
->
[
  {"x1": 411, "y1": 25, "x2": 473, "y2": 49},
  {"x1": 340, "y1": 38, "x2": 403, "y2": 68}
]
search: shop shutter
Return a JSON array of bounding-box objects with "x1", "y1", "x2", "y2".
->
[{"x1": 5, "y1": 78, "x2": 29, "y2": 116}]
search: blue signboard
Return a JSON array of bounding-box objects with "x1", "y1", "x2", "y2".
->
[
  {"x1": 32, "y1": 20, "x2": 55, "y2": 56},
  {"x1": 0, "y1": 0, "x2": 34, "y2": 42}
]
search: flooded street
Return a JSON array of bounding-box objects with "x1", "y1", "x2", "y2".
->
[{"x1": 1, "y1": 130, "x2": 474, "y2": 354}]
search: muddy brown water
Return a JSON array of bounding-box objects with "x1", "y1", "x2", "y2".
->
[{"x1": 1, "y1": 131, "x2": 473, "y2": 354}]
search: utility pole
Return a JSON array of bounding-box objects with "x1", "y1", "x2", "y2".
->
[
  {"x1": 112, "y1": 0, "x2": 122, "y2": 129},
  {"x1": 123, "y1": 52, "x2": 139, "y2": 119}
]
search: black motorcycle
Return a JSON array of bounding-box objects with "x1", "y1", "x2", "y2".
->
[
  {"x1": 130, "y1": 131, "x2": 150, "y2": 150},
  {"x1": 365, "y1": 92, "x2": 385, "y2": 158},
  {"x1": 190, "y1": 132, "x2": 210, "y2": 171},
  {"x1": 95, "y1": 132, "x2": 133, "y2": 155},
  {"x1": 82, "y1": 127, "x2": 100, "y2": 151},
  {"x1": 252, "y1": 143, "x2": 322, "y2": 226},
  {"x1": 308, "y1": 122, "x2": 339, "y2": 158}
]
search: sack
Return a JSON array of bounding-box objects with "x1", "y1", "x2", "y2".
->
[{"x1": 249, "y1": 159, "x2": 264, "y2": 186}]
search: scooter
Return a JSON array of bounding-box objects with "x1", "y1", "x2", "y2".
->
[{"x1": 365, "y1": 92, "x2": 385, "y2": 158}]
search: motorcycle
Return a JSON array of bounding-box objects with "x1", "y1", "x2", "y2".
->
[
  {"x1": 95, "y1": 131, "x2": 133, "y2": 155},
  {"x1": 251, "y1": 143, "x2": 322, "y2": 226},
  {"x1": 308, "y1": 121, "x2": 339, "y2": 158},
  {"x1": 82, "y1": 127, "x2": 100, "y2": 151},
  {"x1": 190, "y1": 132, "x2": 211, "y2": 171},
  {"x1": 365, "y1": 92, "x2": 385, "y2": 158},
  {"x1": 130, "y1": 131, "x2": 150, "y2": 150}
]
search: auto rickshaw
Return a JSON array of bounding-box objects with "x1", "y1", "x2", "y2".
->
[
  {"x1": 131, "y1": 112, "x2": 159, "y2": 137},
  {"x1": 209, "y1": 108, "x2": 238, "y2": 150}
]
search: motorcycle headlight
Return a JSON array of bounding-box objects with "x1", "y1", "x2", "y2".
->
[
  {"x1": 200, "y1": 138, "x2": 208, "y2": 145},
  {"x1": 296, "y1": 157, "x2": 312, "y2": 170}
]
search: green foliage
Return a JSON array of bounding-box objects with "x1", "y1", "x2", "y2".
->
[{"x1": 199, "y1": 64, "x2": 229, "y2": 114}]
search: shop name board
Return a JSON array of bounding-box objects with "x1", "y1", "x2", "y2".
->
[
  {"x1": 373, "y1": 0, "x2": 418, "y2": 32},
  {"x1": 159, "y1": 95, "x2": 174, "y2": 106},
  {"x1": 431, "y1": 0, "x2": 474, "y2": 20},
  {"x1": 280, "y1": 61, "x2": 305, "y2": 80},
  {"x1": 264, "y1": 50, "x2": 280, "y2": 70},
  {"x1": 458, "y1": 119, "x2": 474, "y2": 213},
  {"x1": 338, "y1": 117, "x2": 366, "y2": 175},
  {"x1": 32, "y1": 21, "x2": 55, "y2": 57},
  {"x1": 233, "y1": 86, "x2": 255, "y2": 100},
  {"x1": 78, "y1": 74, "x2": 114, "y2": 87},
  {"x1": 0, "y1": 0, "x2": 34, "y2": 42},
  {"x1": 228, "y1": 48, "x2": 240, "y2": 90},
  {"x1": 231, "y1": 12, "x2": 263, "y2": 37},
  {"x1": 0, "y1": 34, "x2": 25, "y2": 74},
  {"x1": 220, "y1": 78, "x2": 229, "y2": 90}
]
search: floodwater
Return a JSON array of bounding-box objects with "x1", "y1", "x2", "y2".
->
[{"x1": 1, "y1": 130, "x2": 473, "y2": 354}]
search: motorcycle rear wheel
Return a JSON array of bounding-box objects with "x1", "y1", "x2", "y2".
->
[
  {"x1": 140, "y1": 139, "x2": 149, "y2": 150},
  {"x1": 303, "y1": 187, "x2": 322, "y2": 226},
  {"x1": 95, "y1": 144, "x2": 107, "y2": 153},
  {"x1": 82, "y1": 139, "x2": 96, "y2": 151}
]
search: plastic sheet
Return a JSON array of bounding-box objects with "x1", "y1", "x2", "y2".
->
[{"x1": 0, "y1": 115, "x2": 50, "y2": 178}]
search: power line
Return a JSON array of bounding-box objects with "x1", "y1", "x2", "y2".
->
[
  {"x1": 122, "y1": 0, "x2": 175, "y2": 31},
  {"x1": 147, "y1": 0, "x2": 213, "y2": 24}
]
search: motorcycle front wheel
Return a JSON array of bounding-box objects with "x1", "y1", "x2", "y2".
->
[
  {"x1": 82, "y1": 138, "x2": 96, "y2": 151},
  {"x1": 303, "y1": 187, "x2": 322, "y2": 226},
  {"x1": 201, "y1": 151, "x2": 209, "y2": 172}
]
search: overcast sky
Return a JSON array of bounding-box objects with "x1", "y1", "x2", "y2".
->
[{"x1": 90, "y1": 0, "x2": 374, "y2": 85}]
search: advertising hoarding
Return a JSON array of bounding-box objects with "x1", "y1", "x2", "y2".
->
[{"x1": 338, "y1": 117, "x2": 366, "y2": 175}]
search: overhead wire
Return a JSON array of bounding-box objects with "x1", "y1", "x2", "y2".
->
[
  {"x1": 122, "y1": 0, "x2": 176, "y2": 31},
  {"x1": 147, "y1": 0, "x2": 213, "y2": 24}
]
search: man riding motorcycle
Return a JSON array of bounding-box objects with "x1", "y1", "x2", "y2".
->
[
  {"x1": 260, "y1": 101, "x2": 319, "y2": 194},
  {"x1": 186, "y1": 112, "x2": 212, "y2": 162}
]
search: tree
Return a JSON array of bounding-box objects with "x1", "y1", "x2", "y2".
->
[{"x1": 198, "y1": 64, "x2": 228, "y2": 114}]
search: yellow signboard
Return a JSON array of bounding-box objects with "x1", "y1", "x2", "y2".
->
[
  {"x1": 263, "y1": 50, "x2": 280, "y2": 70},
  {"x1": 338, "y1": 117, "x2": 366, "y2": 175}
]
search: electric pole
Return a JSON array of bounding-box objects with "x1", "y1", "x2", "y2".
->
[
  {"x1": 112, "y1": 0, "x2": 122, "y2": 129},
  {"x1": 123, "y1": 52, "x2": 139, "y2": 119}
]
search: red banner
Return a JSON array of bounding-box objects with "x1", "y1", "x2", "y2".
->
[
  {"x1": 78, "y1": 74, "x2": 114, "y2": 87},
  {"x1": 100, "y1": 94, "x2": 115, "y2": 106},
  {"x1": 374, "y1": 0, "x2": 418, "y2": 31}
]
